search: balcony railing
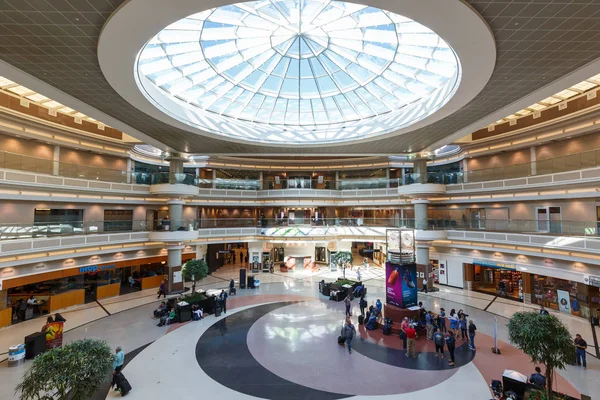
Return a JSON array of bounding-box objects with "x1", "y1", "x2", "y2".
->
[{"x1": 1, "y1": 217, "x2": 597, "y2": 241}]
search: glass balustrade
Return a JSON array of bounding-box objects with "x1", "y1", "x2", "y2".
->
[{"x1": 0, "y1": 217, "x2": 597, "y2": 241}]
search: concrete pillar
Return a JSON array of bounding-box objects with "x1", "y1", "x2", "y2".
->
[
  {"x1": 166, "y1": 244, "x2": 184, "y2": 294},
  {"x1": 212, "y1": 169, "x2": 217, "y2": 189},
  {"x1": 196, "y1": 244, "x2": 207, "y2": 261},
  {"x1": 167, "y1": 154, "x2": 185, "y2": 184},
  {"x1": 335, "y1": 171, "x2": 340, "y2": 190},
  {"x1": 52, "y1": 145, "x2": 60, "y2": 176},
  {"x1": 401, "y1": 167, "x2": 406, "y2": 186},
  {"x1": 247, "y1": 242, "x2": 264, "y2": 268},
  {"x1": 530, "y1": 146, "x2": 537, "y2": 176},
  {"x1": 461, "y1": 159, "x2": 468, "y2": 183},
  {"x1": 126, "y1": 158, "x2": 132, "y2": 183},
  {"x1": 416, "y1": 242, "x2": 432, "y2": 291},
  {"x1": 167, "y1": 199, "x2": 184, "y2": 231},
  {"x1": 259, "y1": 171, "x2": 264, "y2": 190},
  {"x1": 412, "y1": 199, "x2": 430, "y2": 230},
  {"x1": 386, "y1": 168, "x2": 390, "y2": 188},
  {"x1": 413, "y1": 159, "x2": 427, "y2": 184}
]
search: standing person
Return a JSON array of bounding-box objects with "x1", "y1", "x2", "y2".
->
[
  {"x1": 574, "y1": 334, "x2": 587, "y2": 369},
  {"x1": 342, "y1": 317, "x2": 357, "y2": 354},
  {"x1": 359, "y1": 295, "x2": 367, "y2": 317},
  {"x1": 364, "y1": 258, "x2": 369, "y2": 270},
  {"x1": 356, "y1": 266, "x2": 361, "y2": 282},
  {"x1": 400, "y1": 317, "x2": 410, "y2": 350},
  {"x1": 458, "y1": 314, "x2": 468, "y2": 341},
  {"x1": 344, "y1": 294, "x2": 352, "y2": 317},
  {"x1": 405, "y1": 323, "x2": 417, "y2": 359},
  {"x1": 375, "y1": 299, "x2": 383, "y2": 315},
  {"x1": 53, "y1": 313, "x2": 66, "y2": 323},
  {"x1": 111, "y1": 346, "x2": 125, "y2": 390},
  {"x1": 468, "y1": 320, "x2": 477, "y2": 351},
  {"x1": 421, "y1": 276, "x2": 428, "y2": 293},
  {"x1": 433, "y1": 328, "x2": 445, "y2": 359},
  {"x1": 449, "y1": 309, "x2": 459, "y2": 337},
  {"x1": 439, "y1": 308, "x2": 447, "y2": 333},
  {"x1": 219, "y1": 289, "x2": 228, "y2": 314},
  {"x1": 157, "y1": 280, "x2": 166, "y2": 299},
  {"x1": 445, "y1": 332, "x2": 456, "y2": 366},
  {"x1": 540, "y1": 305, "x2": 549, "y2": 315},
  {"x1": 232, "y1": 252, "x2": 237, "y2": 264},
  {"x1": 425, "y1": 311, "x2": 434, "y2": 340}
]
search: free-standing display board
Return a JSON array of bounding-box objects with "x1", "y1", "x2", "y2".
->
[{"x1": 386, "y1": 262, "x2": 418, "y2": 309}]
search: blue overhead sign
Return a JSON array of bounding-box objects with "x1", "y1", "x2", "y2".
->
[
  {"x1": 473, "y1": 260, "x2": 516, "y2": 270},
  {"x1": 79, "y1": 264, "x2": 116, "y2": 274}
]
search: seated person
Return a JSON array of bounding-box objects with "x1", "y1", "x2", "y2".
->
[
  {"x1": 366, "y1": 313, "x2": 378, "y2": 331},
  {"x1": 128, "y1": 276, "x2": 137, "y2": 288},
  {"x1": 153, "y1": 302, "x2": 166, "y2": 319},
  {"x1": 529, "y1": 367, "x2": 546, "y2": 388},
  {"x1": 157, "y1": 308, "x2": 175, "y2": 326},
  {"x1": 352, "y1": 284, "x2": 364, "y2": 298},
  {"x1": 27, "y1": 295, "x2": 37, "y2": 305},
  {"x1": 191, "y1": 305, "x2": 204, "y2": 320}
]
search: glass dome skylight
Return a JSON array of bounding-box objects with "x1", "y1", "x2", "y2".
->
[{"x1": 136, "y1": 0, "x2": 460, "y2": 144}]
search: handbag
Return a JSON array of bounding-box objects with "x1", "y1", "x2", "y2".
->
[{"x1": 399, "y1": 330, "x2": 407, "y2": 340}]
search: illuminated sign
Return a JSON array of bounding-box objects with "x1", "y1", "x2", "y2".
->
[
  {"x1": 473, "y1": 260, "x2": 516, "y2": 270},
  {"x1": 79, "y1": 264, "x2": 116, "y2": 274}
]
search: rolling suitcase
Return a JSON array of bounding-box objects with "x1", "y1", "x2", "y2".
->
[
  {"x1": 358, "y1": 315, "x2": 365, "y2": 325},
  {"x1": 114, "y1": 372, "x2": 132, "y2": 396},
  {"x1": 383, "y1": 324, "x2": 391, "y2": 335},
  {"x1": 214, "y1": 306, "x2": 222, "y2": 317},
  {"x1": 337, "y1": 335, "x2": 346, "y2": 345}
]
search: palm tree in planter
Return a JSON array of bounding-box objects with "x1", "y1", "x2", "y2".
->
[
  {"x1": 182, "y1": 258, "x2": 209, "y2": 293},
  {"x1": 332, "y1": 251, "x2": 354, "y2": 280},
  {"x1": 507, "y1": 311, "x2": 575, "y2": 400},
  {"x1": 16, "y1": 339, "x2": 114, "y2": 400}
]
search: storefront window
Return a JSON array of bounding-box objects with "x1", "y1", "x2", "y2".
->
[
  {"x1": 531, "y1": 274, "x2": 586, "y2": 318},
  {"x1": 470, "y1": 264, "x2": 523, "y2": 301}
]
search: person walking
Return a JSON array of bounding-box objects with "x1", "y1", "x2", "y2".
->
[
  {"x1": 439, "y1": 308, "x2": 447, "y2": 333},
  {"x1": 405, "y1": 323, "x2": 417, "y2": 359},
  {"x1": 229, "y1": 278, "x2": 235, "y2": 295},
  {"x1": 359, "y1": 295, "x2": 367, "y2": 317},
  {"x1": 157, "y1": 280, "x2": 166, "y2": 299},
  {"x1": 445, "y1": 332, "x2": 456, "y2": 366},
  {"x1": 425, "y1": 311, "x2": 434, "y2": 340},
  {"x1": 219, "y1": 289, "x2": 228, "y2": 314},
  {"x1": 232, "y1": 252, "x2": 237, "y2": 264},
  {"x1": 433, "y1": 328, "x2": 445, "y2": 359},
  {"x1": 421, "y1": 277, "x2": 428, "y2": 293},
  {"x1": 344, "y1": 294, "x2": 352, "y2": 317},
  {"x1": 574, "y1": 334, "x2": 587, "y2": 369},
  {"x1": 342, "y1": 317, "x2": 357, "y2": 354},
  {"x1": 468, "y1": 319, "x2": 477, "y2": 351},
  {"x1": 498, "y1": 280, "x2": 507, "y2": 297},
  {"x1": 111, "y1": 346, "x2": 125, "y2": 390}
]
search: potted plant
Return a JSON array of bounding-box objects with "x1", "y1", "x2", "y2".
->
[
  {"x1": 16, "y1": 339, "x2": 114, "y2": 400},
  {"x1": 508, "y1": 312, "x2": 575, "y2": 400},
  {"x1": 181, "y1": 259, "x2": 209, "y2": 293}
]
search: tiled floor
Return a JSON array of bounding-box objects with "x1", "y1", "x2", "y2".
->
[{"x1": 0, "y1": 265, "x2": 597, "y2": 400}]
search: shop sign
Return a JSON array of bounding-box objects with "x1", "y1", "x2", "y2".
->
[
  {"x1": 584, "y1": 275, "x2": 600, "y2": 288},
  {"x1": 473, "y1": 259, "x2": 516, "y2": 270},
  {"x1": 79, "y1": 264, "x2": 116, "y2": 275}
]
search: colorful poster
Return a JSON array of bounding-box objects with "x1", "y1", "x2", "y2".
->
[
  {"x1": 557, "y1": 290, "x2": 571, "y2": 314},
  {"x1": 386, "y1": 262, "x2": 418, "y2": 308},
  {"x1": 43, "y1": 321, "x2": 64, "y2": 349}
]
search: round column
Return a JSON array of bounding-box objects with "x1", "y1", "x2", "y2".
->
[
  {"x1": 412, "y1": 199, "x2": 430, "y2": 230},
  {"x1": 413, "y1": 159, "x2": 428, "y2": 184},
  {"x1": 166, "y1": 153, "x2": 186, "y2": 184},
  {"x1": 167, "y1": 199, "x2": 184, "y2": 231},
  {"x1": 416, "y1": 242, "x2": 432, "y2": 292},
  {"x1": 166, "y1": 244, "x2": 184, "y2": 294}
]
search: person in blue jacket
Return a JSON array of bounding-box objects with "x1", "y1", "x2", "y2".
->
[
  {"x1": 366, "y1": 313, "x2": 378, "y2": 330},
  {"x1": 439, "y1": 308, "x2": 447, "y2": 333},
  {"x1": 375, "y1": 299, "x2": 382, "y2": 314}
]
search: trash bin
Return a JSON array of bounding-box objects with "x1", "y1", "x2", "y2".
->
[
  {"x1": 8, "y1": 344, "x2": 26, "y2": 367},
  {"x1": 177, "y1": 301, "x2": 191, "y2": 323}
]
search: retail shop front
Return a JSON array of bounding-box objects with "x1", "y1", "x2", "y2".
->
[
  {"x1": 1, "y1": 253, "x2": 196, "y2": 326},
  {"x1": 464, "y1": 260, "x2": 524, "y2": 302}
]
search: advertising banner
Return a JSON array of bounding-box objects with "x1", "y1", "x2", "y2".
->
[
  {"x1": 557, "y1": 290, "x2": 571, "y2": 314},
  {"x1": 386, "y1": 262, "x2": 418, "y2": 308},
  {"x1": 44, "y1": 321, "x2": 64, "y2": 349}
]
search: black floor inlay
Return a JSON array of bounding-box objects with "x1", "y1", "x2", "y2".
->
[{"x1": 195, "y1": 302, "x2": 350, "y2": 400}]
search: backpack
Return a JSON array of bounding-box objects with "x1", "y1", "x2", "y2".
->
[{"x1": 434, "y1": 333, "x2": 444, "y2": 346}]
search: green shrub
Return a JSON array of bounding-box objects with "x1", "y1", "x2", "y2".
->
[{"x1": 16, "y1": 339, "x2": 114, "y2": 400}]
